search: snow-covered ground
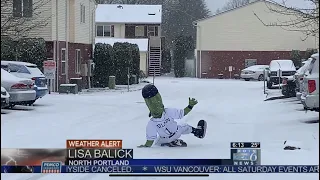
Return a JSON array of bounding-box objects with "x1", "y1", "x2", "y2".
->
[{"x1": 1, "y1": 77, "x2": 319, "y2": 180}]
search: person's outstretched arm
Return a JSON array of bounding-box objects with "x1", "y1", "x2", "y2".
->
[
  {"x1": 138, "y1": 122, "x2": 156, "y2": 148},
  {"x1": 184, "y1": 97, "x2": 198, "y2": 116}
]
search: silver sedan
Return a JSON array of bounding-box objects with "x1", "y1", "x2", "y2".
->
[{"x1": 1, "y1": 69, "x2": 36, "y2": 107}]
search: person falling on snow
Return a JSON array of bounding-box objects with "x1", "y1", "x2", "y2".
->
[{"x1": 138, "y1": 84, "x2": 207, "y2": 148}]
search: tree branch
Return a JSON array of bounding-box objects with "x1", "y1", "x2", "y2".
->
[
  {"x1": 253, "y1": 0, "x2": 319, "y2": 41},
  {"x1": 1, "y1": 0, "x2": 51, "y2": 40}
]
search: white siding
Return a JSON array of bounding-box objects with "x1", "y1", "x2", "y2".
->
[
  {"x1": 197, "y1": 1, "x2": 317, "y2": 51},
  {"x1": 51, "y1": 0, "x2": 66, "y2": 41},
  {"x1": 113, "y1": 24, "x2": 121, "y2": 38},
  {"x1": 74, "y1": 0, "x2": 96, "y2": 44},
  {"x1": 120, "y1": 24, "x2": 126, "y2": 38},
  {"x1": 69, "y1": 0, "x2": 76, "y2": 43},
  {"x1": 27, "y1": 0, "x2": 52, "y2": 41},
  {"x1": 140, "y1": 52, "x2": 147, "y2": 74}
]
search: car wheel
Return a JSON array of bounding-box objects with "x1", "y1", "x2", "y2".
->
[
  {"x1": 258, "y1": 74, "x2": 264, "y2": 81},
  {"x1": 267, "y1": 81, "x2": 272, "y2": 89},
  {"x1": 8, "y1": 104, "x2": 15, "y2": 108},
  {"x1": 244, "y1": 78, "x2": 250, "y2": 81},
  {"x1": 27, "y1": 100, "x2": 35, "y2": 106}
]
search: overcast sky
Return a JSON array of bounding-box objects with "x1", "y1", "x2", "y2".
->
[{"x1": 205, "y1": 0, "x2": 315, "y2": 14}]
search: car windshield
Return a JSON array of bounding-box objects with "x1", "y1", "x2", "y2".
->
[{"x1": 26, "y1": 65, "x2": 44, "y2": 77}]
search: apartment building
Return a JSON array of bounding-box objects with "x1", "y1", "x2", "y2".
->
[
  {"x1": 2, "y1": 0, "x2": 97, "y2": 90},
  {"x1": 95, "y1": 4, "x2": 163, "y2": 76}
]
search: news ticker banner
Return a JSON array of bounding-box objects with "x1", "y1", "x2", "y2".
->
[
  {"x1": 1, "y1": 165, "x2": 319, "y2": 173},
  {"x1": 4, "y1": 140, "x2": 316, "y2": 174}
]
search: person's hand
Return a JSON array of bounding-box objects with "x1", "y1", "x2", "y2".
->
[
  {"x1": 137, "y1": 144, "x2": 150, "y2": 148},
  {"x1": 189, "y1": 97, "x2": 198, "y2": 107}
]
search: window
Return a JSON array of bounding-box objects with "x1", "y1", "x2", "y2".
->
[
  {"x1": 103, "y1": 25, "x2": 111, "y2": 37},
  {"x1": 90, "y1": 63, "x2": 95, "y2": 74},
  {"x1": 96, "y1": 26, "x2": 103, "y2": 36},
  {"x1": 135, "y1": 26, "x2": 145, "y2": 37},
  {"x1": 96, "y1": 25, "x2": 112, "y2": 37},
  {"x1": 75, "y1": 49, "x2": 81, "y2": 73},
  {"x1": 80, "y1": 4, "x2": 85, "y2": 23},
  {"x1": 61, "y1": 49, "x2": 66, "y2": 75},
  {"x1": 8, "y1": 64, "x2": 30, "y2": 73},
  {"x1": 244, "y1": 59, "x2": 257, "y2": 68},
  {"x1": 13, "y1": 0, "x2": 33, "y2": 17},
  {"x1": 1, "y1": 65, "x2": 8, "y2": 71},
  {"x1": 308, "y1": 57, "x2": 318, "y2": 74},
  {"x1": 148, "y1": 26, "x2": 158, "y2": 36}
]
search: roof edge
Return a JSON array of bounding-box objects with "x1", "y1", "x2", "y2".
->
[
  {"x1": 193, "y1": 0, "x2": 312, "y2": 25},
  {"x1": 193, "y1": 0, "x2": 264, "y2": 24}
]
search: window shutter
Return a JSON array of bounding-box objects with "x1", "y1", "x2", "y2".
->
[
  {"x1": 23, "y1": 0, "x2": 33, "y2": 17},
  {"x1": 144, "y1": 26, "x2": 148, "y2": 37},
  {"x1": 83, "y1": 6, "x2": 85, "y2": 23},
  {"x1": 13, "y1": 0, "x2": 22, "y2": 17},
  {"x1": 155, "y1": 26, "x2": 158, "y2": 36},
  {"x1": 111, "y1": 25, "x2": 114, "y2": 37}
]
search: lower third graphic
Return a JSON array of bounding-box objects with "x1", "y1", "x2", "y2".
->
[{"x1": 41, "y1": 161, "x2": 62, "y2": 173}]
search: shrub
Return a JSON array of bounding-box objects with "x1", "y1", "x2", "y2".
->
[{"x1": 92, "y1": 43, "x2": 113, "y2": 87}]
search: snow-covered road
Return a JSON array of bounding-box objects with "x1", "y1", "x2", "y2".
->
[{"x1": 1, "y1": 77, "x2": 319, "y2": 180}]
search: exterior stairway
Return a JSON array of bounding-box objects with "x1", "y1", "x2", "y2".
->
[
  {"x1": 148, "y1": 47, "x2": 161, "y2": 76},
  {"x1": 148, "y1": 37, "x2": 161, "y2": 76}
]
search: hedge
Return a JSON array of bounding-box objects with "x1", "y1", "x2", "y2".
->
[
  {"x1": 92, "y1": 43, "x2": 114, "y2": 87},
  {"x1": 1, "y1": 37, "x2": 46, "y2": 69},
  {"x1": 93, "y1": 42, "x2": 140, "y2": 87}
]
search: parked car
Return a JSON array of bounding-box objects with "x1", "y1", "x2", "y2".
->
[
  {"x1": 267, "y1": 60, "x2": 296, "y2": 89},
  {"x1": 1, "y1": 61, "x2": 48, "y2": 101},
  {"x1": 294, "y1": 58, "x2": 312, "y2": 100},
  {"x1": 240, "y1": 65, "x2": 269, "y2": 81},
  {"x1": 301, "y1": 53, "x2": 319, "y2": 112},
  {"x1": 1, "y1": 68, "x2": 36, "y2": 108},
  {"x1": 1, "y1": 86, "x2": 10, "y2": 108}
]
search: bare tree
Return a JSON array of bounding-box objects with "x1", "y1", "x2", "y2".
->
[
  {"x1": 1, "y1": 0, "x2": 51, "y2": 40},
  {"x1": 254, "y1": 0, "x2": 319, "y2": 41}
]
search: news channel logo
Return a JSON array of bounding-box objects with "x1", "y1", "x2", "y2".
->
[
  {"x1": 233, "y1": 149, "x2": 260, "y2": 165},
  {"x1": 41, "y1": 161, "x2": 62, "y2": 173}
]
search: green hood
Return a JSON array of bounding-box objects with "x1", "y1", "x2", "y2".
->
[{"x1": 144, "y1": 93, "x2": 164, "y2": 118}]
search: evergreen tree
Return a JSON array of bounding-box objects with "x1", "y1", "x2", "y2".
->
[
  {"x1": 304, "y1": 48, "x2": 318, "y2": 59},
  {"x1": 1, "y1": 37, "x2": 46, "y2": 70},
  {"x1": 113, "y1": 42, "x2": 133, "y2": 85},
  {"x1": 16, "y1": 38, "x2": 47, "y2": 70},
  {"x1": 93, "y1": 43, "x2": 113, "y2": 87},
  {"x1": 161, "y1": 49, "x2": 171, "y2": 73},
  {"x1": 163, "y1": 0, "x2": 210, "y2": 49},
  {"x1": 173, "y1": 35, "x2": 194, "y2": 77},
  {"x1": 290, "y1": 50, "x2": 302, "y2": 68},
  {"x1": 1, "y1": 36, "x2": 15, "y2": 60},
  {"x1": 130, "y1": 43, "x2": 140, "y2": 82}
]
